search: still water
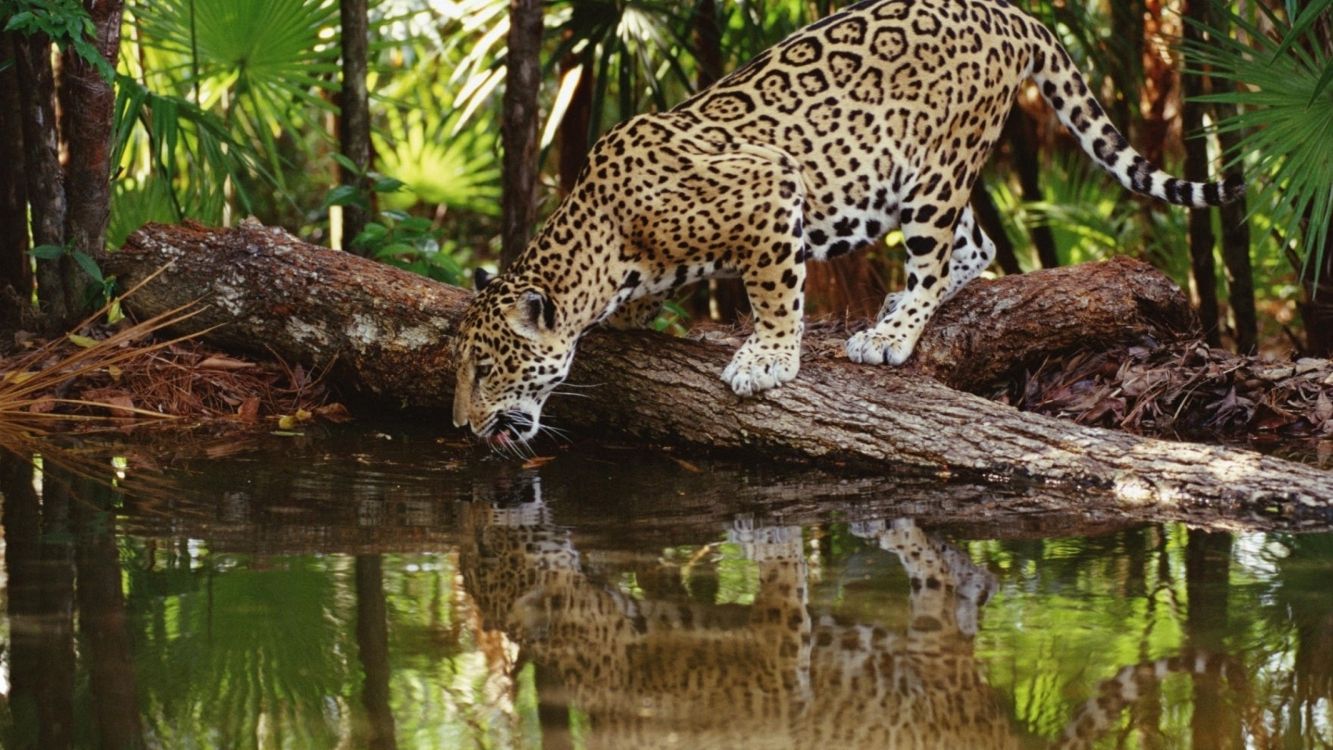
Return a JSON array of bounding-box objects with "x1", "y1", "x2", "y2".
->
[{"x1": 0, "y1": 427, "x2": 1330, "y2": 749}]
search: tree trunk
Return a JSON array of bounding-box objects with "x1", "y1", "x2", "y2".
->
[
  {"x1": 500, "y1": 0, "x2": 543, "y2": 269},
  {"x1": 1006, "y1": 110, "x2": 1060, "y2": 269},
  {"x1": 14, "y1": 31, "x2": 73, "y2": 328},
  {"x1": 556, "y1": 48, "x2": 593, "y2": 194},
  {"x1": 1198, "y1": 4, "x2": 1255, "y2": 353},
  {"x1": 60, "y1": 0, "x2": 124, "y2": 294},
  {"x1": 338, "y1": 0, "x2": 373, "y2": 252},
  {"x1": 1213, "y1": 133, "x2": 1255, "y2": 354},
  {"x1": 1108, "y1": 0, "x2": 1144, "y2": 138},
  {"x1": 104, "y1": 222, "x2": 1333, "y2": 509},
  {"x1": 1304, "y1": 225, "x2": 1333, "y2": 356},
  {"x1": 1181, "y1": 0, "x2": 1220, "y2": 347},
  {"x1": 970, "y1": 177, "x2": 1021, "y2": 275},
  {"x1": 0, "y1": 31, "x2": 31, "y2": 299},
  {"x1": 692, "y1": 0, "x2": 723, "y2": 89}
]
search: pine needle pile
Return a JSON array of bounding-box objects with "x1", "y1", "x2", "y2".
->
[
  {"x1": 1007, "y1": 340, "x2": 1333, "y2": 443},
  {"x1": 1, "y1": 302, "x2": 343, "y2": 442}
]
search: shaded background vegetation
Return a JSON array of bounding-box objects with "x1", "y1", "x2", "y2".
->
[{"x1": 0, "y1": 0, "x2": 1330, "y2": 354}]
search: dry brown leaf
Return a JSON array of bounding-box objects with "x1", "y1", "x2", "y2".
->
[
  {"x1": 198, "y1": 355, "x2": 254, "y2": 371},
  {"x1": 237, "y1": 397, "x2": 261, "y2": 423},
  {"x1": 314, "y1": 403, "x2": 352, "y2": 423},
  {"x1": 670, "y1": 456, "x2": 704, "y2": 473}
]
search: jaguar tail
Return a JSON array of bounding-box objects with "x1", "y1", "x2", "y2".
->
[{"x1": 1026, "y1": 24, "x2": 1244, "y2": 209}]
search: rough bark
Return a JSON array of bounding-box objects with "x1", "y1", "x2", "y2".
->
[
  {"x1": 1108, "y1": 0, "x2": 1144, "y2": 138},
  {"x1": 1197, "y1": 5, "x2": 1255, "y2": 353},
  {"x1": 692, "y1": 0, "x2": 723, "y2": 89},
  {"x1": 338, "y1": 0, "x2": 372, "y2": 251},
  {"x1": 1006, "y1": 110, "x2": 1059, "y2": 269},
  {"x1": 500, "y1": 0, "x2": 543, "y2": 269},
  {"x1": 105, "y1": 222, "x2": 1333, "y2": 509},
  {"x1": 61, "y1": 0, "x2": 123, "y2": 278},
  {"x1": 971, "y1": 176, "x2": 1022, "y2": 275},
  {"x1": 1181, "y1": 0, "x2": 1220, "y2": 347},
  {"x1": 14, "y1": 31, "x2": 73, "y2": 327},
  {"x1": 0, "y1": 32, "x2": 31, "y2": 296}
]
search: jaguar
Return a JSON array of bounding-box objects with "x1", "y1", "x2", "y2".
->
[{"x1": 451, "y1": 0, "x2": 1243, "y2": 444}]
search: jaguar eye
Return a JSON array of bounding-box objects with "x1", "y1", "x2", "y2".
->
[{"x1": 474, "y1": 363, "x2": 492, "y2": 383}]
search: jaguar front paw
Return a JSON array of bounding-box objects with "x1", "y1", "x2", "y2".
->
[
  {"x1": 721, "y1": 338, "x2": 800, "y2": 396},
  {"x1": 845, "y1": 327, "x2": 916, "y2": 366}
]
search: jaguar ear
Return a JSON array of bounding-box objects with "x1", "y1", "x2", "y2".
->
[
  {"x1": 473, "y1": 267, "x2": 494, "y2": 291},
  {"x1": 508, "y1": 289, "x2": 557, "y2": 338}
]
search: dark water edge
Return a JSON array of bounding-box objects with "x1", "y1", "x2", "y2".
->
[{"x1": 1, "y1": 425, "x2": 1331, "y2": 749}]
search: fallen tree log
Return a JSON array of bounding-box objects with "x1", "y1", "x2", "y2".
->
[{"x1": 104, "y1": 221, "x2": 1332, "y2": 510}]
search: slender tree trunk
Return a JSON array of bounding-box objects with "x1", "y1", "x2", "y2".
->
[
  {"x1": 1108, "y1": 0, "x2": 1144, "y2": 137},
  {"x1": 1303, "y1": 224, "x2": 1333, "y2": 356},
  {"x1": 1140, "y1": 0, "x2": 1174, "y2": 167},
  {"x1": 1212, "y1": 126, "x2": 1255, "y2": 353},
  {"x1": 534, "y1": 658, "x2": 575, "y2": 750},
  {"x1": 60, "y1": 0, "x2": 123, "y2": 284},
  {"x1": 1181, "y1": 0, "x2": 1220, "y2": 347},
  {"x1": 1197, "y1": 2, "x2": 1256, "y2": 354},
  {"x1": 556, "y1": 49, "x2": 593, "y2": 194},
  {"x1": 971, "y1": 177, "x2": 1021, "y2": 275},
  {"x1": 14, "y1": 32, "x2": 73, "y2": 328},
  {"x1": 1006, "y1": 110, "x2": 1059, "y2": 268},
  {"x1": 339, "y1": 0, "x2": 373, "y2": 252},
  {"x1": 693, "y1": 0, "x2": 723, "y2": 88},
  {"x1": 500, "y1": 0, "x2": 543, "y2": 269},
  {"x1": 0, "y1": 31, "x2": 31, "y2": 300}
]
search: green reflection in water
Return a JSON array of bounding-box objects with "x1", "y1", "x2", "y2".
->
[{"x1": 0, "y1": 442, "x2": 1330, "y2": 749}]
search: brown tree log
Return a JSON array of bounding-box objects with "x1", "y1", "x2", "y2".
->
[{"x1": 105, "y1": 222, "x2": 1333, "y2": 509}]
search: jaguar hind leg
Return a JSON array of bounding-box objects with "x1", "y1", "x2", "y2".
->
[
  {"x1": 875, "y1": 205, "x2": 997, "y2": 320},
  {"x1": 848, "y1": 182, "x2": 969, "y2": 365}
]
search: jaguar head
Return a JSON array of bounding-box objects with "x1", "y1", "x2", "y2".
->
[{"x1": 451, "y1": 269, "x2": 576, "y2": 449}]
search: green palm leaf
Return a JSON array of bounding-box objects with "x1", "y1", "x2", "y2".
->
[
  {"x1": 132, "y1": 0, "x2": 340, "y2": 188},
  {"x1": 1185, "y1": 1, "x2": 1333, "y2": 283}
]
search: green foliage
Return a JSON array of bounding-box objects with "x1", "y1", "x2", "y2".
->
[
  {"x1": 26, "y1": 242, "x2": 117, "y2": 307},
  {"x1": 110, "y1": 76, "x2": 272, "y2": 232},
  {"x1": 1187, "y1": 0, "x2": 1333, "y2": 281},
  {"x1": 371, "y1": 55, "x2": 501, "y2": 215},
  {"x1": 355, "y1": 211, "x2": 469, "y2": 286},
  {"x1": 130, "y1": 0, "x2": 341, "y2": 188},
  {"x1": 2, "y1": 0, "x2": 115, "y2": 79}
]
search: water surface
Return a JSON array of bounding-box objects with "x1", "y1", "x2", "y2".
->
[{"x1": 1, "y1": 427, "x2": 1330, "y2": 749}]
